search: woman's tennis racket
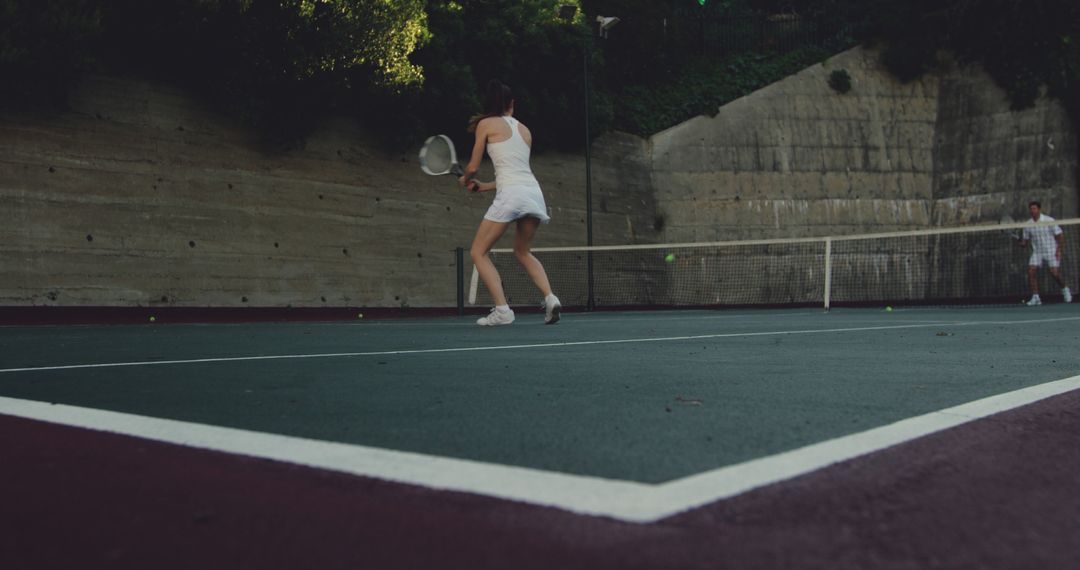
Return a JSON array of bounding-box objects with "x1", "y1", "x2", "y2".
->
[{"x1": 419, "y1": 135, "x2": 464, "y2": 177}]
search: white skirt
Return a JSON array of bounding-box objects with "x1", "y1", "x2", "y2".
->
[{"x1": 484, "y1": 184, "x2": 550, "y2": 224}]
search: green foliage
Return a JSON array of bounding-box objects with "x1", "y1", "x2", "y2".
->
[
  {"x1": 575, "y1": 0, "x2": 852, "y2": 140},
  {"x1": 1, "y1": 0, "x2": 428, "y2": 144},
  {"x1": 832, "y1": 0, "x2": 1080, "y2": 106},
  {"x1": 582, "y1": 0, "x2": 758, "y2": 86},
  {"x1": 0, "y1": 0, "x2": 869, "y2": 150},
  {"x1": 613, "y1": 47, "x2": 832, "y2": 136},
  {"x1": 828, "y1": 68, "x2": 851, "y2": 93},
  {"x1": 367, "y1": 0, "x2": 594, "y2": 151},
  {"x1": 744, "y1": 1, "x2": 1080, "y2": 161},
  {"x1": 96, "y1": 0, "x2": 428, "y2": 145},
  {"x1": 0, "y1": 0, "x2": 101, "y2": 105}
]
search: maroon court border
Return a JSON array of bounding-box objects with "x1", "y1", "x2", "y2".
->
[{"x1": 2, "y1": 389, "x2": 1079, "y2": 569}]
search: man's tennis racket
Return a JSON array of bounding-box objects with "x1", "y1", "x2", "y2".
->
[
  {"x1": 1000, "y1": 214, "x2": 1022, "y2": 241},
  {"x1": 419, "y1": 135, "x2": 464, "y2": 177}
]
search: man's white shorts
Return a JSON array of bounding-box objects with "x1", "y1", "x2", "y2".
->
[{"x1": 1029, "y1": 251, "x2": 1060, "y2": 268}]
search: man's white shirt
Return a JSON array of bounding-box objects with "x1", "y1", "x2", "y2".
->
[
  {"x1": 1023, "y1": 214, "x2": 1062, "y2": 252},
  {"x1": 1023, "y1": 213, "x2": 1063, "y2": 266}
]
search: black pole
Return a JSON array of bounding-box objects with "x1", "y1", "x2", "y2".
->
[
  {"x1": 455, "y1": 247, "x2": 465, "y2": 315},
  {"x1": 584, "y1": 35, "x2": 596, "y2": 311}
]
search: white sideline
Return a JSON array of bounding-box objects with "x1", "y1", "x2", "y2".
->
[{"x1": 2, "y1": 374, "x2": 1079, "y2": 523}]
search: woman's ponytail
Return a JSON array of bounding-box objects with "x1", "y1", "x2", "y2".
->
[{"x1": 467, "y1": 79, "x2": 513, "y2": 132}]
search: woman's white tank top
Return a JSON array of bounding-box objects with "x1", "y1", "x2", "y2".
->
[{"x1": 486, "y1": 116, "x2": 539, "y2": 189}]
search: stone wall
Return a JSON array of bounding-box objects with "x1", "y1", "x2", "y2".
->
[
  {"x1": 650, "y1": 47, "x2": 940, "y2": 242},
  {"x1": 0, "y1": 75, "x2": 658, "y2": 309},
  {"x1": 932, "y1": 61, "x2": 1079, "y2": 225},
  {"x1": 650, "y1": 46, "x2": 1078, "y2": 243}
]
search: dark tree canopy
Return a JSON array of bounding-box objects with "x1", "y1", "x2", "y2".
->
[{"x1": 2, "y1": 0, "x2": 1077, "y2": 150}]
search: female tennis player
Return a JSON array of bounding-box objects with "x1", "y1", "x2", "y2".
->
[{"x1": 459, "y1": 79, "x2": 560, "y2": 326}]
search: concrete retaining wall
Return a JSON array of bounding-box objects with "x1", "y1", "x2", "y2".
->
[
  {"x1": 0, "y1": 75, "x2": 657, "y2": 308},
  {"x1": 650, "y1": 47, "x2": 1078, "y2": 242}
]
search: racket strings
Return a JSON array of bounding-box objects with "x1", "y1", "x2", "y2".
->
[{"x1": 420, "y1": 135, "x2": 458, "y2": 176}]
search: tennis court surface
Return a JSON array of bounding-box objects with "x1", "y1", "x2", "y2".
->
[{"x1": 2, "y1": 304, "x2": 1079, "y2": 568}]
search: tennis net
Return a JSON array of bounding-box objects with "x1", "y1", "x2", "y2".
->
[{"x1": 465, "y1": 219, "x2": 1080, "y2": 310}]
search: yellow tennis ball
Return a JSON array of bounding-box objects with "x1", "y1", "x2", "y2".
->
[
  {"x1": 664, "y1": 253, "x2": 676, "y2": 263},
  {"x1": 149, "y1": 316, "x2": 156, "y2": 322},
  {"x1": 885, "y1": 306, "x2": 893, "y2": 312},
  {"x1": 357, "y1": 313, "x2": 364, "y2": 319}
]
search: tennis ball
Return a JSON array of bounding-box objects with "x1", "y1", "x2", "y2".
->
[
  {"x1": 664, "y1": 253, "x2": 676, "y2": 263},
  {"x1": 357, "y1": 313, "x2": 364, "y2": 319},
  {"x1": 885, "y1": 306, "x2": 893, "y2": 312},
  {"x1": 149, "y1": 316, "x2": 156, "y2": 322}
]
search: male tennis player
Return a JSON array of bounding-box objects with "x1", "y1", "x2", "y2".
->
[
  {"x1": 1019, "y1": 201, "x2": 1072, "y2": 306},
  {"x1": 459, "y1": 79, "x2": 561, "y2": 326}
]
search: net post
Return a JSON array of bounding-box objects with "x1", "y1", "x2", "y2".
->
[
  {"x1": 823, "y1": 237, "x2": 832, "y2": 312},
  {"x1": 455, "y1": 247, "x2": 465, "y2": 316}
]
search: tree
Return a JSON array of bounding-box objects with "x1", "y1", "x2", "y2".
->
[
  {"x1": 0, "y1": 0, "x2": 101, "y2": 105},
  {"x1": 95, "y1": 0, "x2": 428, "y2": 143},
  {"x1": 366, "y1": 0, "x2": 597, "y2": 151}
]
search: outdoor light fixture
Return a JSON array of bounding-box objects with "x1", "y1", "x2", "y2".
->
[{"x1": 596, "y1": 15, "x2": 620, "y2": 38}]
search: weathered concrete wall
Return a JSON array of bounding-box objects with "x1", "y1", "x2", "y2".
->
[
  {"x1": 651, "y1": 47, "x2": 940, "y2": 241},
  {"x1": 0, "y1": 74, "x2": 657, "y2": 308},
  {"x1": 650, "y1": 46, "x2": 1079, "y2": 242},
  {"x1": 932, "y1": 61, "x2": 1079, "y2": 225}
]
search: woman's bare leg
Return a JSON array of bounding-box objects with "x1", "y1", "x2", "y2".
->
[
  {"x1": 471, "y1": 219, "x2": 511, "y2": 306},
  {"x1": 513, "y1": 217, "x2": 553, "y2": 297}
]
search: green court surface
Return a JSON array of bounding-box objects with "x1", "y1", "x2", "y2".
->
[{"x1": 1, "y1": 305, "x2": 1078, "y2": 484}]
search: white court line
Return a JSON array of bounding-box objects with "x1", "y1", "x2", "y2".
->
[
  {"x1": 0, "y1": 307, "x2": 1001, "y2": 331},
  {"x1": 2, "y1": 374, "x2": 1079, "y2": 523},
  {"x1": 4, "y1": 315, "x2": 1075, "y2": 373},
  {"x1": 651, "y1": 374, "x2": 1080, "y2": 519},
  {"x1": 0, "y1": 396, "x2": 651, "y2": 519},
  {"x1": 324, "y1": 311, "x2": 783, "y2": 328}
]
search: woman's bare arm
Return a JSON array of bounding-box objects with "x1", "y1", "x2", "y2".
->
[{"x1": 460, "y1": 119, "x2": 488, "y2": 186}]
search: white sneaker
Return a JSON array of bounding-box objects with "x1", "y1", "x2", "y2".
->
[
  {"x1": 542, "y1": 294, "x2": 561, "y2": 325},
  {"x1": 1064, "y1": 288, "x2": 1073, "y2": 304},
  {"x1": 1026, "y1": 295, "x2": 1042, "y2": 306},
  {"x1": 477, "y1": 307, "x2": 514, "y2": 326}
]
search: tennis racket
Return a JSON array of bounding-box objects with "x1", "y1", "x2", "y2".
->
[
  {"x1": 1000, "y1": 214, "x2": 1022, "y2": 241},
  {"x1": 419, "y1": 134, "x2": 465, "y2": 177}
]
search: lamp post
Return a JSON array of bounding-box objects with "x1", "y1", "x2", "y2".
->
[{"x1": 561, "y1": 6, "x2": 618, "y2": 311}]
